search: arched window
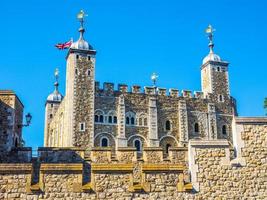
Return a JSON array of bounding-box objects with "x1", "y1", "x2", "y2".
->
[
  {"x1": 99, "y1": 115, "x2": 104, "y2": 123},
  {"x1": 134, "y1": 139, "x2": 142, "y2": 152},
  {"x1": 87, "y1": 69, "x2": 91, "y2": 76},
  {"x1": 94, "y1": 115, "x2": 99, "y2": 122},
  {"x1": 194, "y1": 123, "x2": 199, "y2": 133},
  {"x1": 50, "y1": 114, "x2": 53, "y2": 119},
  {"x1": 139, "y1": 118, "x2": 143, "y2": 126},
  {"x1": 222, "y1": 125, "x2": 227, "y2": 135},
  {"x1": 126, "y1": 117, "x2": 130, "y2": 125},
  {"x1": 107, "y1": 111, "x2": 117, "y2": 124},
  {"x1": 166, "y1": 144, "x2": 171, "y2": 154},
  {"x1": 165, "y1": 120, "x2": 171, "y2": 131},
  {"x1": 113, "y1": 116, "x2": 117, "y2": 124},
  {"x1": 131, "y1": 117, "x2": 135, "y2": 125},
  {"x1": 75, "y1": 68, "x2": 78, "y2": 75},
  {"x1": 101, "y1": 137, "x2": 109, "y2": 147},
  {"x1": 125, "y1": 112, "x2": 136, "y2": 126},
  {"x1": 144, "y1": 118, "x2": 147, "y2": 126},
  {"x1": 217, "y1": 67, "x2": 221, "y2": 72},
  {"x1": 108, "y1": 116, "x2": 112, "y2": 123},
  {"x1": 95, "y1": 110, "x2": 105, "y2": 123}
]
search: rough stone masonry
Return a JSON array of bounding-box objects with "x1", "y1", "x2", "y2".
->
[{"x1": 0, "y1": 12, "x2": 266, "y2": 199}]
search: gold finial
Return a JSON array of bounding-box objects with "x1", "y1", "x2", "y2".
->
[
  {"x1": 77, "y1": 10, "x2": 88, "y2": 25},
  {"x1": 205, "y1": 24, "x2": 216, "y2": 53}
]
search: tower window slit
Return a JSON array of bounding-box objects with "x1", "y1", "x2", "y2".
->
[
  {"x1": 222, "y1": 125, "x2": 227, "y2": 135},
  {"x1": 165, "y1": 120, "x2": 171, "y2": 131},
  {"x1": 194, "y1": 123, "x2": 199, "y2": 133}
]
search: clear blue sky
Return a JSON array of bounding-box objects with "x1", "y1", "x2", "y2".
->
[{"x1": 0, "y1": 0, "x2": 266, "y2": 149}]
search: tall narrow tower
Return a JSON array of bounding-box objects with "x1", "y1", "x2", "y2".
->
[
  {"x1": 201, "y1": 25, "x2": 230, "y2": 102},
  {"x1": 44, "y1": 69, "x2": 63, "y2": 146},
  {"x1": 64, "y1": 10, "x2": 96, "y2": 149}
]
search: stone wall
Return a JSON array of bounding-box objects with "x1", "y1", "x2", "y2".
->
[
  {"x1": 1, "y1": 117, "x2": 267, "y2": 199},
  {"x1": 0, "y1": 90, "x2": 23, "y2": 150}
]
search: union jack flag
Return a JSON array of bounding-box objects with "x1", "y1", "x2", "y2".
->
[{"x1": 55, "y1": 40, "x2": 72, "y2": 50}]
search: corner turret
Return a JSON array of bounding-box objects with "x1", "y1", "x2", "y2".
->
[{"x1": 201, "y1": 25, "x2": 230, "y2": 102}]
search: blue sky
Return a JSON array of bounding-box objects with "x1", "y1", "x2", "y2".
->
[{"x1": 0, "y1": 0, "x2": 266, "y2": 149}]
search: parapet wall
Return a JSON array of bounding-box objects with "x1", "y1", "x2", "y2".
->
[
  {"x1": 0, "y1": 118, "x2": 266, "y2": 199},
  {"x1": 95, "y1": 81, "x2": 207, "y2": 99}
]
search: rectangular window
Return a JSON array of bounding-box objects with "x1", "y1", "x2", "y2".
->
[{"x1": 79, "y1": 122, "x2": 85, "y2": 131}]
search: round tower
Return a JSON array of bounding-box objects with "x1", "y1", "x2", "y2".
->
[{"x1": 44, "y1": 68, "x2": 63, "y2": 146}]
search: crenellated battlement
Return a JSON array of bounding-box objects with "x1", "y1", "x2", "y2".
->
[
  {"x1": 1, "y1": 119, "x2": 267, "y2": 199},
  {"x1": 95, "y1": 81, "x2": 207, "y2": 99}
]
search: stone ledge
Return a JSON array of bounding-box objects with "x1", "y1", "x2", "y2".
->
[
  {"x1": 143, "y1": 147, "x2": 163, "y2": 151},
  {"x1": 91, "y1": 147, "x2": 112, "y2": 151},
  {"x1": 189, "y1": 139, "x2": 229, "y2": 148},
  {"x1": 91, "y1": 163, "x2": 134, "y2": 172},
  {"x1": 0, "y1": 163, "x2": 32, "y2": 172},
  {"x1": 235, "y1": 117, "x2": 267, "y2": 124},
  {"x1": 38, "y1": 147, "x2": 85, "y2": 151},
  {"x1": 117, "y1": 147, "x2": 136, "y2": 151},
  {"x1": 40, "y1": 163, "x2": 83, "y2": 171},
  {"x1": 169, "y1": 147, "x2": 187, "y2": 151},
  {"x1": 142, "y1": 164, "x2": 185, "y2": 172}
]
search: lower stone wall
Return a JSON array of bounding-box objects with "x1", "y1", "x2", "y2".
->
[
  {"x1": 189, "y1": 121, "x2": 267, "y2": 199},
  {"x1": 0, "y1": 119, "x2": 266, "y2": 199}
]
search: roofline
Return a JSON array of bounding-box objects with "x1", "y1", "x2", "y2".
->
[
  {"x1": 66, "y1": 48, "x2": 97, "y2": 59},
  {"x1": 235, "y1": 117, "x2": 267, "y2": 124},
  {"x1": 201, "y1": 60, "x2": 229, "y2": 69},
  {"x1": 0, "y1": 90, "x2": 24, "y2": 108}
]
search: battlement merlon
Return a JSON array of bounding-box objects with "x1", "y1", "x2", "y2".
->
[{"x1": 94, "y1": 82, "x2": 212, "y2": 99}]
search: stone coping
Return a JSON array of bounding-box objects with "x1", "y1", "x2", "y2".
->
[
  {"x1": 0, "y1": 163, "x2": 32, "y2": 172},
  {"x1": 40, "y1": 163, "x2": 83, "y2": 171},
  {"x1": 38, "y1": 147, "x2": 86, "y2": 151},
  {"x1": 169, "y1": 147, "x2": 187, "y2": 151},
  {"x1": 117, "y1": 147, "x2": 136, "y2": 151},
  {"x1": 91, "y1": 163, "x2": 134, "y2": 172},
  {"x1": 235, "y1": 117, "x2": 267, "y2": 124},
  {"x1": 142, "y1": 164, "x2": 185, "y2": 172},
  {"x1": 189, "y1": 139, "x2": 229, "y2": 148},
  {"x1": 91, "y1": 147, "x2": 112, "y2": 151},
  {"x1": 143, "y1": 147, "x2": 163, "y2": 151}
]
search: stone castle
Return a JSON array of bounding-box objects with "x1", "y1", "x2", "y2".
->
[{"x1": 0, "y1": 11, "x2": 266, "y2": 200}]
